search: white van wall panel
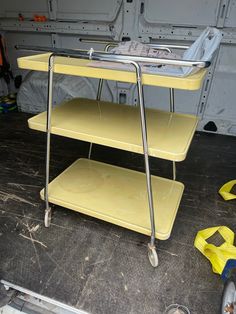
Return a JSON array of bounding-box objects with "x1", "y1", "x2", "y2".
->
[
  {"x1": 143, "y1": 0, "x2": 221, "y2": 27},
  {"x1": 57, "y1": 34, "x2": 109, "y2": 50},
  {"x1": 0, "y1": 0, "x2": 49, "y2": 19},
  {"x1": 0, "y1": 20, "x2": 116, "y2": 38},
  {"x1": 0, "y1": 0, "x2": 236, "y2": 136},
  {"x1": 142, "y1": 87, "x2": 202, "y2": 115},
  {"x1": 225, "y1": 0, "x2": 236, "y2": 27},
  {"x1": 5, "y1": 32, "x2": 52, "y2": 77},
  {"x1": 56, "y1": 0, "x2": 122, "y2": 22},
  {"x1": 199, "y1": 44, "x2": 236, "y2": 135}
]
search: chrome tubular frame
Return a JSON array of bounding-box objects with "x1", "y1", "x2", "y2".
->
[
  {"x1": 96, "y1": 42, "x2": 117, "y2": 100},
  {"x1": 149, "y1": 44, "x2": 189, "y2": 50},
  {"x1": 79, "y1": 38, "x2": 190, "y2": 50},
  {"x1": 88, "y1": 42, "x2": 118, "y2": 160},
  {"x1": 45, "y1": 54, "x2": 54, "y2": 216},
  {"x1": 43, "y1": 50, "x2": 157, "y2": 249},
  {"x1": 17, "y1": 44, "x2": 210, "y2": 251},
  {"x1": 169, "y1": 88, "x2": 176, "y2": 181},
  {"x1": 16, "y1": 45, "x2": 210, "y2": 68},
  {"x1": 132, "y1": 60, "x2": 156, "y2": 246}
]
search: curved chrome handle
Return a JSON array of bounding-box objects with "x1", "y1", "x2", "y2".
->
[{"x1": 16, "y1": 45, "x2": 211, "y2": 68}]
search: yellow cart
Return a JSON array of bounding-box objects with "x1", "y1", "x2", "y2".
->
[{"x1": 17, "y1": 45, "x2": 209, "y2": 267}]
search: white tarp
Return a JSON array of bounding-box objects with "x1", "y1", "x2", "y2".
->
[{"x1": 17, "y1": 71, "x2": 96, "y2": 113}]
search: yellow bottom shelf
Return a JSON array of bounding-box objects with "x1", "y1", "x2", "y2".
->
[{"x1": 41, "y1": 158, "x2": 184, "y2": 240}]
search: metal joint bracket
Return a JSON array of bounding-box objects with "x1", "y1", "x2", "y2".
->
[{"x1": 88, "y1": 48, "x2": 94, "y2": 60}]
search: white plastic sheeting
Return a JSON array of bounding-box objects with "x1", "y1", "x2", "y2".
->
[
  {"x1": 90, "y1": 27, "x2": 222, "y2": 77},
  {"x1": 17, "y1": 71, "x2": 96, "y2": 113},
  {"x1": 183, "y1": 27, "x2": 222, "y2": 76}
]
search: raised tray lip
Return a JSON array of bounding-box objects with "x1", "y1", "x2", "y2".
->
[{"x1": 17, "y1": 53, "x2": 207, "y2": 90}]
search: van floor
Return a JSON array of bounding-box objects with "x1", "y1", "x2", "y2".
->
[{"x1": 1, "y1": 112, "x2": 236, "y2": 314}]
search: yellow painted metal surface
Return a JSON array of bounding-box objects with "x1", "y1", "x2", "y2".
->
[
  {"x1": 17, "y1": 53, "x2": 207, "y2": 90},
  {"x1": 41, "y1": 158, "x2": 184, "y2": 240},
  {"x1": 28, "y1": 98, "x2": 198, "y2": 161}
]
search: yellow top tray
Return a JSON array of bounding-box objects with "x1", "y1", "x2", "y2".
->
[
  {"x1": 17, "y1": 53, "x2": 207, "y2": 90},
  {"x1": 41, "y1": 158, "x2": 184, "y2": 240},
  {"x1": 28, "y1": 98, "x2": 198, "y2": 162}
]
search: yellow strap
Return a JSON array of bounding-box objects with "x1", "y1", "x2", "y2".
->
[
  {"x1": 194, "y1": 226, "x2": 236, "y2": 274},
  {"x1": 219, "y1": 180, "x2": 236, "y2": 201}
]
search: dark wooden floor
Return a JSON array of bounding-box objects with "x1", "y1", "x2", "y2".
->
[{"x1": 1, "y1": 112, "x2": 236, "y2": 314}]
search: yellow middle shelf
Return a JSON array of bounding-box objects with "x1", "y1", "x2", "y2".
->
[
  {"x1": 28, "y1": 98, "x2": 198, "y2": 161},
  {"x1": 41, "y1": 158, "x2": 184, "y2": 240}
]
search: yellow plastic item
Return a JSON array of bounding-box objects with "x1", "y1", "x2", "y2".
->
[
  {"x1": 28, "y1": 98, "x2": 198, "y2": 162},
  {"x1": 194, "y1": 226, "x2": 236, "y2": 274},
  {"x1": 41, "y1": 158, "x2": 184, "y2": 240},
  {"x1": 219, "y1": 180, "x2": 236, "y2": 201},
  {"x1": 17, "y1": 53, "x2": 207, "y2": 90}
]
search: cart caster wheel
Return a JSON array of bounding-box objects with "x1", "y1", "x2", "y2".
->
[
  {"x1": 44, "y1": 208, "x2": 52, "y2": 228},
  {"x1": 148, "y1": 244, "x2": 158, "y2": 268},
  {"x1": 221, "y1": 274, "x2": 236, "y2": 314}
]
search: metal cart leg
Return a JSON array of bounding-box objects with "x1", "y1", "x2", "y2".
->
[
  {"x1": 88, "y1": 43, "x2": 116, "y2": 160},
  {"x1": 169, "y1": 88, "x2": 176, "y2": 181},
  {"x1": 44, "y1": 54, "x2": 55, "y2": 227},
  {"x1": 87, "y1": 79, "x2": 103, "y2": 159},
  {"x1": 88, "y1": 143, "x2": 93, "y2": 159},
  {"x1": 133, "y1": 62, "x2": 158, "y2": 267}
]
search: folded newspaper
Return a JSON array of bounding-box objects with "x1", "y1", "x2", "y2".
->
[{"x1": 89, "y1": 27, "x2": 222, "y2": 77}]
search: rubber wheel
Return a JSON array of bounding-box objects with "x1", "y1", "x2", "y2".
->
[
  {"x1": 164, "y1": 304, "x2": 190, "y2": 314},
  {"x1": 148, "y1": 246, "x2": 158, "y2": 268},
  {"x1": 220, "y1": 274, "x2": 236, "y2": 314},
  {"x1": 44, "y1": 209, "x2": 52, "y2": 228}
]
